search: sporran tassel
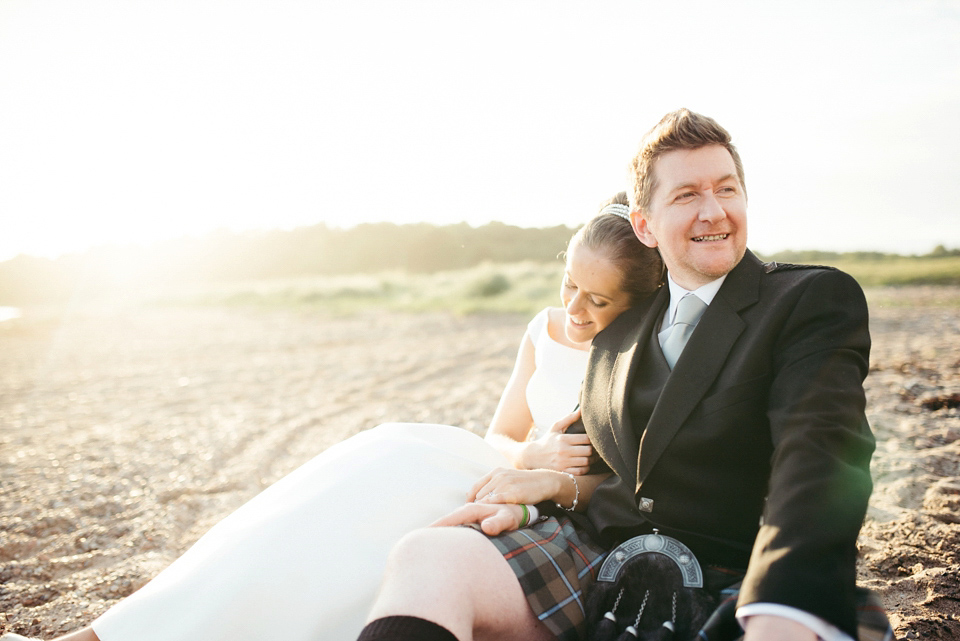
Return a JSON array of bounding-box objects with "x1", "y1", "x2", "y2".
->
[
  {"x1": 649, "y1": 620, "x2": 675, "y2": 641},
  {"x1": 614, "y1": 590, "x2": 649, "y2": 641},
  {"x1": 591, "y1": 588, "x2": 625, "y2": 641}
]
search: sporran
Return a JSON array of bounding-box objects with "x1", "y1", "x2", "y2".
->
[{"x1": 583, "y1": 531, "x2": 717, "y2": 640}]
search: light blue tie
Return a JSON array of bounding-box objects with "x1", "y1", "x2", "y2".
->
[{"x1": 661, "y1": 294, "x2": 708, "y2": 369}]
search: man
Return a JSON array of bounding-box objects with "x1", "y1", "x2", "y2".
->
[{"x1": 354, "y1": 109, "x2": 877, "y2": 641}]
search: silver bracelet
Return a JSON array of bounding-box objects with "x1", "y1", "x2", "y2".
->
[{"x1": 555, "y1": 471, "x2": 579, "y2": 511}]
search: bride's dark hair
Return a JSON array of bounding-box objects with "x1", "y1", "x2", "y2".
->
[{"x1": 566, "y1": 192, "x2": 665, "y2": 305}]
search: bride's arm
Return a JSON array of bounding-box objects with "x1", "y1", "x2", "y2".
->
[
  {"x1": 484, "y1": 330, "x2": 593, "y2": 474},
  {"x1": 433, "y1": 468, "x2": 610, "y2": 535},
  {"x1": 483, "y1": 330, "x2": 537, "y2": 465},
  {"x1": 468, "y1": 467, "x2": 609, "y2": 512}
]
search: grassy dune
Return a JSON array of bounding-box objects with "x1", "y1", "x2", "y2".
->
[
  {"x1": 798, "y1": 255, "x2": 960, "y2": 287},
  {"x1": 148, "y1": 254, "x2": 960, "y2": 316},
  {"x1": 158, "y1": 261, "x2": 566, "y2": 316}
]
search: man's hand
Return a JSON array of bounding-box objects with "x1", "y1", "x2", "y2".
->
[
  {"x1": 430, "y1": 502, "x2": 524, "y2": 536},
  {"x1": 742, "y1": 615, "x2": 817, "y2": 641}
]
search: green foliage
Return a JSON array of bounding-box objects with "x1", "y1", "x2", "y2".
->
[
  {"x1": 2, "y1": 221, "x2": 958, "y2": 308},
  {"x1": 466, "y1": 273, "x2": 512, "y2": 298},
  {"x1": 0, "y1": 222, "x2": 574, "y2": 306},
  {"x1": 929, "y1": 244, "x2": 960, "y2": 258},
  {"x1": 837, "y1": 257, "x2": 960, "y2": 286},
  {"x1": 757, "y1": 252, "x2": 960, "y2": 286},
  {"x1": 153, "y1": 261, "x2": 564, "y2": 316}
]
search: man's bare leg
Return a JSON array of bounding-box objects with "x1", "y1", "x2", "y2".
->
[{"x1": 366, "y1": 526, "x2": 554, "y2": 641}]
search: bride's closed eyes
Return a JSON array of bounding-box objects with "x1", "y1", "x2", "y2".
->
[
  {"x1": 563, "y1": 277, "x2": 608, "y2": 308},
  {"x1": 563, "y1": 276, "x2": 610, "y2": 307},
  {"x1": 560, "y1": 244, "x2": 632, "y2": 344}
]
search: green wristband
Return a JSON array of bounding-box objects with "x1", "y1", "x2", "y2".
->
[{"x1": 519, "y1": 503, "x2": 530, "y2": 528}]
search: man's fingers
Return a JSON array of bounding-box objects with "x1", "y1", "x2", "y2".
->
[
  {"x1": 480, "y1": 505, "x2": 522, "y2": 536},
  {"x1": 430, "y1": 503, "x2": 491, "y2": 528},
  {"x1": 480, "y1": 512, "x2": 514, "y2": 536},
  {"x1": 431, "y1": 503, "x2": 520, "y2": 535}
]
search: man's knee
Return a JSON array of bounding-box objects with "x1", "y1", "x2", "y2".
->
[
  {"x1": 370, "y1": 528, "x2": 489, "y2": 631},
  {"x1": 385, "y1": 526, "x2": 487, "y2": 580}
]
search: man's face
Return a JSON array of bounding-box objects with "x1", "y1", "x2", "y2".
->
[{"x1": 631, "y1": 144, "x2": 747, "y2": 290}]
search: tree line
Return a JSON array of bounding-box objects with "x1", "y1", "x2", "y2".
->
[
  {"x1": 1, "y1": 222, "x2": 957, "y2": 306},
  {"x1": 0, "y1": 222, "x2": 576, "y2": 305}
]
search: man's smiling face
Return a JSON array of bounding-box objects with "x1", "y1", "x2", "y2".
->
[{"x1": 631, "y1": 144, "x2": 747, "y2": 290}]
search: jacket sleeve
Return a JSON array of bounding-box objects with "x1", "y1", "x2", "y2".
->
[{"x1": 737, "y1": 268, "x2": 875, "y2": 639}]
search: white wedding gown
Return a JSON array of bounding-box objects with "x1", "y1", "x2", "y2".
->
[{"x1": 92, "y1": 308, "x2": 588, "y2": 641}]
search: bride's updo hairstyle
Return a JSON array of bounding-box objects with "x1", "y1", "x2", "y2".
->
[{"x1": 566, "y1": 192, "x2": 665, "y2": 305}]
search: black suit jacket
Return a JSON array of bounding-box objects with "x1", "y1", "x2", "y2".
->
[{"x1": 578, "y1": 250, "x2": 874, "y2": 638}]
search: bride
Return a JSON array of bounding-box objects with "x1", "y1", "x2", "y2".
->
[{"x1": 8, "y1": 193, "x2": 663, "y2": 641}]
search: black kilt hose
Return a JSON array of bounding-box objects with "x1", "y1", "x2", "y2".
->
[{"x1": 485, "y1": 516, "x2": 894, "y2": 641}]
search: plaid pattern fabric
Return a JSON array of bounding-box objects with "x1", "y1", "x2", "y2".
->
[
  {"x1": 485, "y1": 516, "x2": 607, "y2": 641},
  {"x1": 852, "y1": 589, "x2": 896, "y2": 641},
  {"x1": 486, "y1": 518, "x2": 895, "y2": 641}
]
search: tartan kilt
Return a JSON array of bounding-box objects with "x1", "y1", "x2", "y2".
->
[
  {"x1": 485, "y1": 515, "x2": 607, "y2": 641},
  {"x1": 486, "y1": 517, "x2": 896, "y2": 641}
]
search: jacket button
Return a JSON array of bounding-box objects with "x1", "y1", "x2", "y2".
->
[{"x1": 638, "y1": 497, "x2": 654, "y2": 513}]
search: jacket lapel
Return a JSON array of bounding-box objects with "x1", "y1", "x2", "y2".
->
[
  {"x1": 634, "y1": 252, "x2": 763, "y2": 488},
  {"x1": 600, "y1": 287, "x2": 669, "y2": 482}
]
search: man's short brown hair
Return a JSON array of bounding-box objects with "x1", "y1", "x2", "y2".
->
[{"x1": 628, "y1": 108, "x2": 746, "y2": 213}]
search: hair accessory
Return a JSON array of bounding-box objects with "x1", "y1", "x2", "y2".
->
[
  {"x1": 556, "y1": 471, "x2": 579, "y2": 511},
  {"x1": 599, "y1": 203, "x2": 631, "y2": 220}
]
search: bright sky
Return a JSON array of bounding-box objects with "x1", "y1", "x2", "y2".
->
[{"x1": 1, "y1": 0, "x2": 958, "y2": 262}]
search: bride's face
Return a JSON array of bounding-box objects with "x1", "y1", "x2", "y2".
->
[{"x1": 560, "y1": 243, "x2": 633, "y2": 344}]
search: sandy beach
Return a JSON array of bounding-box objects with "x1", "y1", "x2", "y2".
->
[{"x1": 2, "y1": 288, "x2": 958, "y2": 639}]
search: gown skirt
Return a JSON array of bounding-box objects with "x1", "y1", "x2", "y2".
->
[{"x1": 92, "y1": 423, "x2": 510, "y2": 641}]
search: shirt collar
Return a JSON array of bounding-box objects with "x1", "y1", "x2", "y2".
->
[{"x1": 664, "y1": 272, "x2": 727, "y2": 327}]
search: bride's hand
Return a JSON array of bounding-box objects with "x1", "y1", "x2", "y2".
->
[
  {"x1": 521, "y1": 409, "x2": 594, "y2": 475},
  {"x1": 430, "y1": 502, "x2": 524, "y2": 536},
  {"x1": 467, "y1": 467, "x2": 563, "y2": 506}
]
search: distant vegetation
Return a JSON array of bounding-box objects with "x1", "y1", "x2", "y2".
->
[
  {"x1": 759, "y1": 247, "x2": 960, "y2": 287},
  {"x1": 0, "y1": 222, "x2": 574, "y2": 306},
  {"x1": 161, "y1": 261, "x2": 566, "y2": 316},
  {"x1": 0, "y1": 223, "x2": 957, "y2": 312}
]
